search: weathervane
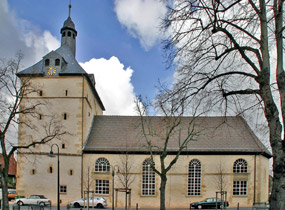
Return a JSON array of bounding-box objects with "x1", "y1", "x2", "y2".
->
[{"x1": 68, "y1": 0, "x2": 72, "y2": 17}]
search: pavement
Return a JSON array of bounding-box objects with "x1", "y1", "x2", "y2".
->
[{"x1": 11, "y1": 207, "x2": 254, "y2": 210}]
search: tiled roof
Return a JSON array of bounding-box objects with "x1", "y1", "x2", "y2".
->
[
  {"x1": 83, "y1": 116, "x2": 271, "y2": 158},
  {"x1": 16, "y1": 46, "x2": 105, "y2": 111},
  {"x1": 0, "y1": 154, "x2": 17, "y2": 176},
  {"x1": 17, "y1": 45, "x2": 86, "y2": 75}
]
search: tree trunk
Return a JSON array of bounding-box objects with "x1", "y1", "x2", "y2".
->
[
  {"x1": 1, "y1": 168, "x2": 10, "y2": 210},
  {"x1": 259, "y1": 71, "x2": 284, "y2": 210},
  {"x1": 125, "y1": 189, "x2": 127, "y2": 210},
  {"x1": 270, "y1": 153, "x2": 285, "y2": 210},
  {"x1": 159, "y1": 175, "x2": 167, "y2": 210}
]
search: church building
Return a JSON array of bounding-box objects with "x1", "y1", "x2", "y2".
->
[{"x1": 16, "y1": 10, "x2": 271, "y2": 208}]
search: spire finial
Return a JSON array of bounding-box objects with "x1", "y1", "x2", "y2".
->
[{"x1": 68, "y1": 1, "x2": 72, "y2": 17}]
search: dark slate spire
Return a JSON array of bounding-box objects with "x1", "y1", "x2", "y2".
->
[{"x1": 60, "y1": 4, "x2": 77, "y2": 57}]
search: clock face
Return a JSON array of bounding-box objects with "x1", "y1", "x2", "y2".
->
[{"x1": 47, "y1": 66, "x2": 56, "y2": 76}]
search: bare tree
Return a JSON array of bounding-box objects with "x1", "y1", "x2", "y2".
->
[
  {"x1": 213, "y1": 162, "x2": 228, "y2": 210},
  {"x1": 83, "y1": 163, "x2": 93, "y2": 210},
  {"x1": 214, "y1": 162, "x2": 227, "y2": 195},
  {"x1": 136, "y1": 97, "x2": 200, "y2": 210},
  {"x1": 162, "y1": 1, "x2": 284, "y2": 209},
  {"x1": 0, "y1": 54, "x2": 66, "y2": 210},
  {"x1": 116, "y1": 153, "x2": 136, "y2": 210}
]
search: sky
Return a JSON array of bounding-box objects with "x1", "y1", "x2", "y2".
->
[{"x1": 1, "y1": 0, "x2": 173, "y2": 115}]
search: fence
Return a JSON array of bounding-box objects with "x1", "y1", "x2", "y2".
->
[
  {"x1": 12, "y1": 204, "x2": 52, "y2": 210},
  {"x1": 252, "y1": 202, "x2": 269, "y2": 210}
]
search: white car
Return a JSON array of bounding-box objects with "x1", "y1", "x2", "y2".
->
[
  {"x1": 70, "y1": 196, "x2": 107, "y2": 208},
  {"x1": 16, "y1": 195, "x2": 51, "y2": 206}
]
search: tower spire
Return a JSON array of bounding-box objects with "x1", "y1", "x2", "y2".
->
[{"x1": 60, "y1": 0, "x2": 77, "y2": 57}]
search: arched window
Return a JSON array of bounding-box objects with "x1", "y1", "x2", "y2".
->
[
  {"x1": 45, "y1": 59, "x2": 50, "y2": 66},
  {"x1": 233, "y1": 159, "x2": 248, "y2": 173},
  {"x1": 95, "y1": 158, "x2": 110, "y2": 172},
  {"x1": 142, "y1": 158, "x2": 155, "y2": 196},
  {"x1": 188, "y1": 159, "x2": 201, "y2": 196},
  {"x1": 55, "y1": 59, "x2": 60, "y2": 66},
  {"x1": 62, "y1": 32, "x2": 66, "y2": 37},
  {"x1": 68, "y1": 31, "x2": 71, "y2": 37}
]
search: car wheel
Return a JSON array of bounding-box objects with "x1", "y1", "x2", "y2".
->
[
  {"x1": 74, "y1": 203, "x2": 81, "y2": 208},
  {"x1": 17, "y1": 201, "x2": 24, "y2": 206},
  {"x1": 39, "y1": 202, "x2": 45, "y2": 207},
  {"x1": 219, "y1": 204, "x2": 224, "y2": 209},
  {"x1": 96, "y1": 203, "x2": 104, "y2": 208},
  {"x1": 197, "y1": 205, "x2": 202, "y2": 209}
]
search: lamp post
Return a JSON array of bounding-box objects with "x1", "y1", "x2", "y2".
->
[
  {"x1": 112, "y1": 165, "x2": 120, "y2": 210},
  {"x1": 49, "y1": 144, "x2": 60, "y2": 210}
]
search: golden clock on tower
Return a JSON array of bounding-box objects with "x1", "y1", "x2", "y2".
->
[{"x1": 47, "y1": 66, "x2": 56, "y2": 76}]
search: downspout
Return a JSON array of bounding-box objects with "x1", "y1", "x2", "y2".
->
[
  {"x1": 81, "y1": 75, "x2": 85, "y2": 198},
  {"x1": 254, "y1": 154, "x2": 257, "y2": 203}
]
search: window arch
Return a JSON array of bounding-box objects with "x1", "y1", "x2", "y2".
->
[
  {"x1": 95, "y1": 158, "x2": 110, "y2": 172},
  {"x1": 45, "y1": 59, "x2": 50, "y2": 66},
  {"x1": 188, "y1": 159, "x2": 201, "y2": 196},
  {"x1": 55, "y1": 59, "x2": 60, "y2": 66},
  {"x1": 233, "y1": 159, "x2": 248, "y2": 173},
  {"x1": 142, "y1": 158, "x2": 155, "y2": 196}
]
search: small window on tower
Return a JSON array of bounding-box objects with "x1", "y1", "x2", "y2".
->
[
  {"x1": 39, "y1": 114, "x2": 42, "y2": 120},
  {"x1": 60, "y1": 186, "x2": 67, "y2": 193},
  {"x1": 73, "y1": 33, "x2": 75, "y2": 39},
  {"x1": 31, "y1": 169, "x2": 36, "y2": 175},
  {"x1": 65, "y1": 90, "x2": 68, "y2": 96},
  {"x1": 49, "y1": 167, "x2": 53, "y2": 174},
  {"x1": 62, "y1": 144, "x2": 65, "y2": 149},
  {"x1": 63, "y1": 32, "x2": 66, "y2": 37},
  {"x1": 63, "y1": 113, "x2": 67, "y2": 120},
  {"x1": 68, "y1": 31, "x2": 71, "y2": 37},
  {"x1": 55, "y1": 59, "x2": 60, "y2": 66},
  {"x1": 45, "y1": 59, "x2": 50, "y2": 66},
  {"x1": 69, "y1": 169, "x2": 73, "y2": 176},
  {"x1": 39, "y1": 90, "x2": 43, "y2": 96}
]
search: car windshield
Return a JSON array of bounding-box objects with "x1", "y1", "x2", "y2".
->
[
  {"x1": 38, "y1": 195, "x2": 47, "y2": 199},
  {"x1": 86, "y1": 197, "x2": 101, "y2": 200}
]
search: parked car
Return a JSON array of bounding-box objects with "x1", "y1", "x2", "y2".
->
[
  {"x1": 190, "y1": 198, "x2": 229, "y2": 209},
  {"x1": 15, "y1": 195, "x2": 51, "y2": 206},
  {"x1": 8, "y1": 189, "x2": 16, "y2": 200},
  {"x1": 70, "y1": 196, "x2": 107, "y2": 208}
]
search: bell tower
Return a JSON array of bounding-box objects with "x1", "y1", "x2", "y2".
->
[{"x1": 60, "y1": 4, "x2": 77, "y2": 57}]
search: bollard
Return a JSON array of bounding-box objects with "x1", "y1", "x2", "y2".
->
[
  {"x1": 136, "y1": 203, "x2": 138, "y2": 210},
  {"x1": 237, "y1": 202, "x2": 239, "y2": 210}
]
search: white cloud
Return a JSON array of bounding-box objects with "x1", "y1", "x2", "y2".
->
[
  {"x1": 114, "y1": 0, "x2": 167, "y2": 50},
  {"x1": 0, "y1": 0, "x2": 60, "y2": 67},
  {"x1": 80, "y1": 57, "x2": 139, "y2": 115}
]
